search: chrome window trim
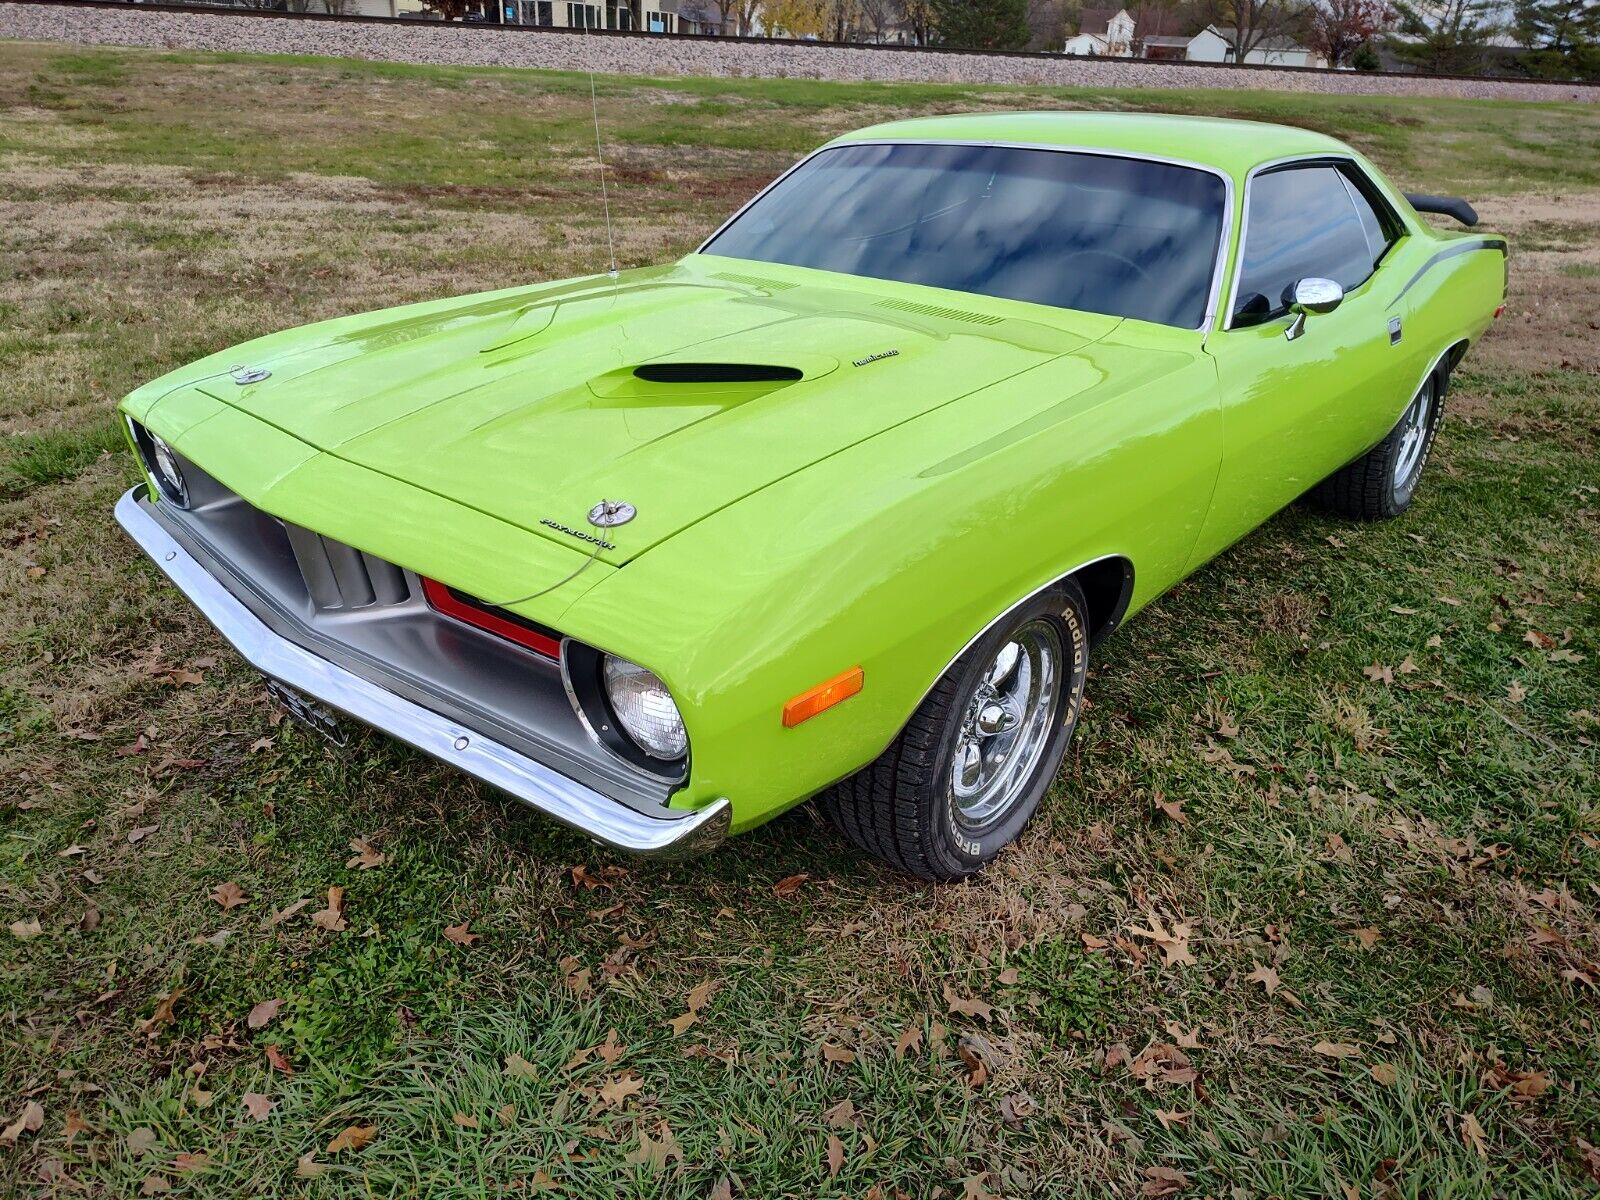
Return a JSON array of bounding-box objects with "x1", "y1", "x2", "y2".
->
[
  {"x1": 1221, "y1": 152, "x2": 1403, "y2": 333},
  {"x1": 695, "y1": 138, "x2": 1236, "y2": 335}
]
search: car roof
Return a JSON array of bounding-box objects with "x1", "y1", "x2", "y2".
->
[{"x1": 828, "y1": 111, "x2": 1352, "y2": 177}]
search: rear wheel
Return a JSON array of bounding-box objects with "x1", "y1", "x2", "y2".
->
[
  {"x1": 817, "y1": 583, "x2": 1089, "y2": 882},
  {"x1": 1312, "y1": 368, "x2": 1446, "y2": 520}
]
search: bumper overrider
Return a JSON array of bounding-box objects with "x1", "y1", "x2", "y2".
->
[{"x1": 114, "y1": 486, "x2": 731, "y2": 858}]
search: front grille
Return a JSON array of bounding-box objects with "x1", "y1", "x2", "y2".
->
[{"x1": 283, "y1": 523, "x2": 410, "y2": 611}]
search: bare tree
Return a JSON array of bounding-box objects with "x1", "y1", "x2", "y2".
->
[
  {"x1": 1306, "y1": 0, "x2": 1393, "y2": 63},
  {"x1": 896, "y1": 0, "x2": 936, "y2": 42},
  {"x1": 857, "y1": 0, "x2": 897, "y2": 38},
  {"x1": 1188, "y1": 0, "x2": 1312, "y2": 59}
]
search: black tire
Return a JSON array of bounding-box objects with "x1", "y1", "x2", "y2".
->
[
  {"x1": 1312, "y1": 366, "x2": 1447, "y2": 520},
  {"x1": 816, "y1": 582, "x2": 1090, "y2": 882}
]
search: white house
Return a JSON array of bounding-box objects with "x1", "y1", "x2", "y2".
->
[{"x1": 1063, "y1": 7, "x2": 1324, "y2": 67}]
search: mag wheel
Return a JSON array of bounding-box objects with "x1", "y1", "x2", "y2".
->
[{"x1": 818, "y1": 583, "x2": 1089, "y2": 882}]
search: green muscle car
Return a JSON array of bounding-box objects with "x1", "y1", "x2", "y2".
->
[{"x1": 116, "y1": 112, "x2": 1507, "y2": 881}]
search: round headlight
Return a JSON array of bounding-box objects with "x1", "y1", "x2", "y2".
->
[
  {"x1": 602, "y1": 656, "x2": 687, "y2": 761},
  {"x1": 129, "y1": 419, "x2": 189, "y2": 508}
]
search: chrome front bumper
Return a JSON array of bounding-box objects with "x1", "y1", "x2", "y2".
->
[{"x1": 115, "y1": 487, "x2": 730, "y2": 858}]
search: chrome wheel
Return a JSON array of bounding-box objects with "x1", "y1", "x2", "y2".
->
[
  {"x1": 949, "y1": 618, "x2": 1063, "y2": 831},
  {"x1": 1393, "y1": 377, "x2": 1435, "y2": 495}
]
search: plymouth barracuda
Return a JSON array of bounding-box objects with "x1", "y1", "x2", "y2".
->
[{"x1": 116, "y1": 112, "x2": 1506, "y2": 880}]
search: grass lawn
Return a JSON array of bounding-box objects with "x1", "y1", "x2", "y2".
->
[{"x1": 2, "y1": 39, "x2": 1598, "y2": 1198}]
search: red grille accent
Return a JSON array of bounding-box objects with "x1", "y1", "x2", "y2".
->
[{"x1": 422, "y1": 578, "x2": 560, "y2": 660}]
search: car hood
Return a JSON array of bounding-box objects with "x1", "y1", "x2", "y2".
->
[{"x1": 158, "y1": 257, "x2": 1117, "y2": 564}]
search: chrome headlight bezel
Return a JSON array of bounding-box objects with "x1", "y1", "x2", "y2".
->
[
  {"x1": 126, "y1": 417, "x2": 190, "y2": 509},
  {"x1": 562, "y1": 641, "x2": 689, "y2": 775}
]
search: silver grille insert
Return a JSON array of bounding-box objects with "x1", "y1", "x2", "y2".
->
[{"x1": 284, "y1": 524, "x2": 409, "y2": 611}]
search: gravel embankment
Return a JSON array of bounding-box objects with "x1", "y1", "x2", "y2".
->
[{"x1": 3, "y1": 0, "x2": 1597, "y2": 102}]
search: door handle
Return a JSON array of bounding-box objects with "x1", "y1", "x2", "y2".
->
[{"x1": 1388, "y1": 316, "x2": 1403, "y2": 345}]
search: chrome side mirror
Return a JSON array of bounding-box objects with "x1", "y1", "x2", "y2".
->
[{"x1": 1285, "y1": 277, "x2": 1344, "y2": 341}]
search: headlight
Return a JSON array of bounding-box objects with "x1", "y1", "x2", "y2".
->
[
  {"x1": 602, "y1": 656, "x2": 687, "y2": 760},
  {"x1": 128, "y1": 418, "x2": 189, "y2": 508}
]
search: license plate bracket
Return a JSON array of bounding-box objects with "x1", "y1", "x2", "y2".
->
[{"x1": 265, "y1": 678, "x2": 349, "y2": 747}]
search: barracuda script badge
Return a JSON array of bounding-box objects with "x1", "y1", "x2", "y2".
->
[{"x1": 852, "y1": 349, "x2": 900, "y2": 368}]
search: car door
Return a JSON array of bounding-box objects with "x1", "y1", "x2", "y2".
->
[{"x1": 1189, "y1": 160, "x2": 1416, "y2": 567}]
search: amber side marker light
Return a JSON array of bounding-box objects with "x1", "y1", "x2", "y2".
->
[{"x1": 783, "y1": 667, "x2": 864, "y2": 728}]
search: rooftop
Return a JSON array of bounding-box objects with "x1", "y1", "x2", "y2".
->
[{"x1": 830, "y1": 112, "x2": 1351, "y2": 174}]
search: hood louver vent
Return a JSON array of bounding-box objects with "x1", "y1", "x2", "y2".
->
[
  {"x1": 710, "y1": 271, "x2": 799, "y2": 291},
  {"x1": 874, "y1": 298, "x2": 1005, "y2": 326},
  {"x1": 633, "y1": 363, "x2": 804, "y2": 384}
]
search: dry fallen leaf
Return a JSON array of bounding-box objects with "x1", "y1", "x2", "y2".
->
[
  {"x1": 266, "y1": 898, "x2": 310, "y2": 927},
  {"x1": 1351, "y1": 927, "x2": 1382, "y2": 951},
  {"x1": 1507, "y1": 680, "x2": 1528, "y2": 704},
  {"x1": 1141, "y1": 1164, "x2": 1190, "y2": 1198},
  {"x1": 209, "y1": 881, "x2": 248, "y2": 910},
  {"x1": 821, "y1": 1042, "x2": 856, "y2": 1065},
  {"x1": 503, "y1": 1053, "x2": 539, "y2": 1079},
  {"x1": 825, "y1": 1133, "x2": 845, "y2": 1178},
  {"x1": 295, "y1": 1155, "x2": 324, "y2": 1179},
  {"x1": 241, "y1": 1093, "x2": 274, "y2": 1122},
  {"x1": 597, "y1": 1073, "x2": 644, "y2": 1110},
  {"x1": 452, "y1": 1111, "x2": 478, "y2": 1129},
  {"x1": 264, "y1": 1044, "x2": 295, "y2": 1076},
  {"x1": 625, "y1": 1120, "x2": 682, "y2": 1170},
  {"x1": 443, "y1": 922, "x2": 480, "y2": 946},
  {"x1": 1154, "y1": 793, "x2": 1188, "y2": 826},
  {"x1": 1460, "y1": 1112, "x2": 1488, "y2": 1159},
  {"x1": 1154, "y1": 1108, "x2": 1190, "y2": 1130},
  {"x1": 326, "y1": 1124, "x2": 377, "y2": 1154},
  {"x1": 1370, "y1": 1062, "x2": 1399, "y2": 1086},
  {"x1": 8, "y1": 918, "x2": 42, "y2": 941},
  {"x1": 1363, "y1": 662, "x2": 1394, "y2": 684},
  {"x1": 824, "y1": 1098, "x2": 856, "y2": 1128},
  {"x1": 943, "y1": 982, "x2": 993, "y2": 1021},
  {"x1": 0, "y1": 1101, "x2": 44, "y2": 1146},
  {"x1": 666, "y1": 1010, "x2": 697, "y2": 1036},
  {"x1": 247, "y1": 998, "x2": 284, "y2": 1030},
  {"x1": 345, "y1": 838, "x2": 386, "y2": 870},
  {"x1": 772, "y1": 873, "x2": 809, "y2": 897},
  {"x1": 310, "y1": 887, "x2": 347, "y2": 933},
  {"x1": 137, "y1": 987, "x2": 185, "y2": 1039},
  {"x1": 1312, "y1": 1041, "x2": 1362, "y2": 1059},
  {"x1": 895, "y1": 1023, "x2": 924, "y2": 1059},
  {"x1": 140, "y1": 1175, "x2": 172, "y2": 1195},
  {"x1": 172, "y1": 1152, "x2": 208, "y2": 1173}
]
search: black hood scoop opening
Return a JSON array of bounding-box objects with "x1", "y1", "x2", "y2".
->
[{"x1": 633, "y1": 363, "x2": 804, "y2": 384}]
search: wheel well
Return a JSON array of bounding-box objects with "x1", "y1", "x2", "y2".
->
[
  {"x1": 1065, "y1": 556, "x2": 1134, "y2": 648},
  {"x1": 1441, "y1": 339, "x2": 1470, "y2": 378}
]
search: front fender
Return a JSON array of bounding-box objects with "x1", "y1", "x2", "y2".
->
[{"x1": 556, "y1": 330, "x2": 1225, "y2": 832}]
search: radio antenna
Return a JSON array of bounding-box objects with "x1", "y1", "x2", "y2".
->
[{"x1": 589, "y1": 72, "x2": 619, "y2": 280}]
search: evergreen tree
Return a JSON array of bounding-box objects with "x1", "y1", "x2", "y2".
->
[
  {"x1": 1516, "y1": 0, "x2": 1600, "y2": 78},
  {"x1": 932, "y1": 0, "x2": 1032, "y2": 48},
  {"x1": 1387, "y1": 0, "x2": 1500, "y2": 72}
]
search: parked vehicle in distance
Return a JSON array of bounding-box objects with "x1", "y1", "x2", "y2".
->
[{"x1": 116, "y1": 113, "x2": 1506, "y2": 880}]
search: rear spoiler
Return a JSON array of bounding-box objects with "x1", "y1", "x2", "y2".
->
[{"x1": 1403, "y1": 192, "x2": 1478, "y2": 227}]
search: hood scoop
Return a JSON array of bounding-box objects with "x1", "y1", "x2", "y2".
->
[{"x1": 633, "y1": 363, "x2": 803, "y2": 384}]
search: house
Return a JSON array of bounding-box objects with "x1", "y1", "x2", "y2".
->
[
  {"x1": 1063, "y1": 7, "x2": 1324, "y2": 66},
  {"x1": 473, "y1": 0, "x2": 682, "y2": 28},
  {"x1": 677, "y1": 2, "x2": 724, "y2": 34}
]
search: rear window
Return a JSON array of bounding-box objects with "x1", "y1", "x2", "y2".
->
[{"x1": 703, "y1": 142, "x2": 1228, "y2": 329}]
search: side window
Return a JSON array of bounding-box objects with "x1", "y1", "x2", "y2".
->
[
  {"x1": 1231, "y1": 166, "x2": 1379, "y2": 327},
  {"x1": 1339, "y1": 171, "x2": 1395, "y2": 270}
]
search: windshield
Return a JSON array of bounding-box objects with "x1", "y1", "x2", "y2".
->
[{"x1": 702, "y1": 142, "x2": 1227, "y2": 329}]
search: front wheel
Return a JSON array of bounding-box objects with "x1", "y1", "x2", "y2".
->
[
  {"x1": 1312, "y1": 368, "x2": 1446, "y2": 520},
  {"x1": 816, "y1": 583, "x2": 1089, "y2": 882}
]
